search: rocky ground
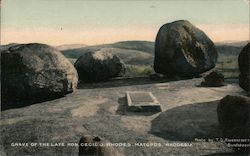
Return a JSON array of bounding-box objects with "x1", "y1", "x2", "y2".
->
[{"x1": 0, "y1": 77, "x2": 247, "y2": 156}]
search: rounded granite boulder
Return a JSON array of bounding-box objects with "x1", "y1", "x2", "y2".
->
[
  {"x1": 238, "y1": 43, "x2": 250, "y2": 94},
  {"x1": 74, "y1": 50, "x2": 125, "y2": 83},
  {"x1": 1, "y1": 43, "x2": 78, "y2": 108},
  {"x1": 217, "y1": 95, "x2": 250, "y2": 152},
  {"x1": 201, "y1": 71, "x2": 225, "y2": 87},
  {"x1": 154, "y1": 20, "x2": 218, "y2": 78}
]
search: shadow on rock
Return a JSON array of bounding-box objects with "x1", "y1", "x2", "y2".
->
[
  {"x1": 116, "y1": 97, "x2": 127, "y2": 115},
  {"x1": 77, "y1": 77, "x2": 184, "y2": 89},
  {"x1": 150, "y1": 100, "x2": 223, "y2": 141},
  {"x1": 116, "y1": 97, "x2": 158, "y2": 116},
  {"x1": 1, "y1": 94, "x2": 64, "y2": 111}
]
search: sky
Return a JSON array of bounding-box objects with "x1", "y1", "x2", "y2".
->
[{"x1": 1, "y1": 0, "x2": 249, "y2": 46}]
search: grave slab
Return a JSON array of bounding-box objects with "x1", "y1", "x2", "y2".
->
[{"x1": 126, "y1": 91, "x2": 162, "y2": 112}]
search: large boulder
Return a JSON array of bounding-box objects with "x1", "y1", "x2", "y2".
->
[
  {"x1": 238, "y1": 43, "x2": 250, "y2": 94},
  {"x1": 0, "y1": 43, "x2": 19, "y2": 51},
  {"x1": 154, "y1": 20, "x2": 218, "y2": 77},
  {"x1": 201, "y1": 71, "x2": 225, "y2": 87},
  {"x1": 1, "y1": 43, "x2": 78, "y2": 108},
  {"x1": 74, "y1": 50, "x2": 125, "y2": 82},
  {"x1": 217, "y1": 95, "x2": 250, "y2": 151}
]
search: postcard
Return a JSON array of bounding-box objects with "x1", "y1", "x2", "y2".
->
[{"x1": 1, "y1": 0, "x2": 249, "y2": 155}]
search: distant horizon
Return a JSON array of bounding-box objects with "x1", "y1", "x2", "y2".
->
[
  {"x1": 1, "y1": 0, "x2": 249, "y2": 46},
  {"x1": 1, "y1": 39, "x2": 249, "y2": 47}
]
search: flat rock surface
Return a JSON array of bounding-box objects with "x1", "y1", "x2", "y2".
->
[{"x1": 0, "y1": 78, "x2": 246, "y2": 156}]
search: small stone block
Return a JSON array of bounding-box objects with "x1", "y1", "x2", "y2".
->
[{"x1": 126, "y1": 91, "x2": 162, "y2": 112}]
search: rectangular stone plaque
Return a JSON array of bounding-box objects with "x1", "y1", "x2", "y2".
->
[{"x1": 126, "y1": 91, "x2": 162, "y2": 112}]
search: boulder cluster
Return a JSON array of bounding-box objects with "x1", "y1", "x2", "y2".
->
[
  {"x1": 216, "y1": 43, "x2": 249, "y2": 152},
  {"x1": 1, "y1": 44, "x2": 125, "y2": 108}
]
